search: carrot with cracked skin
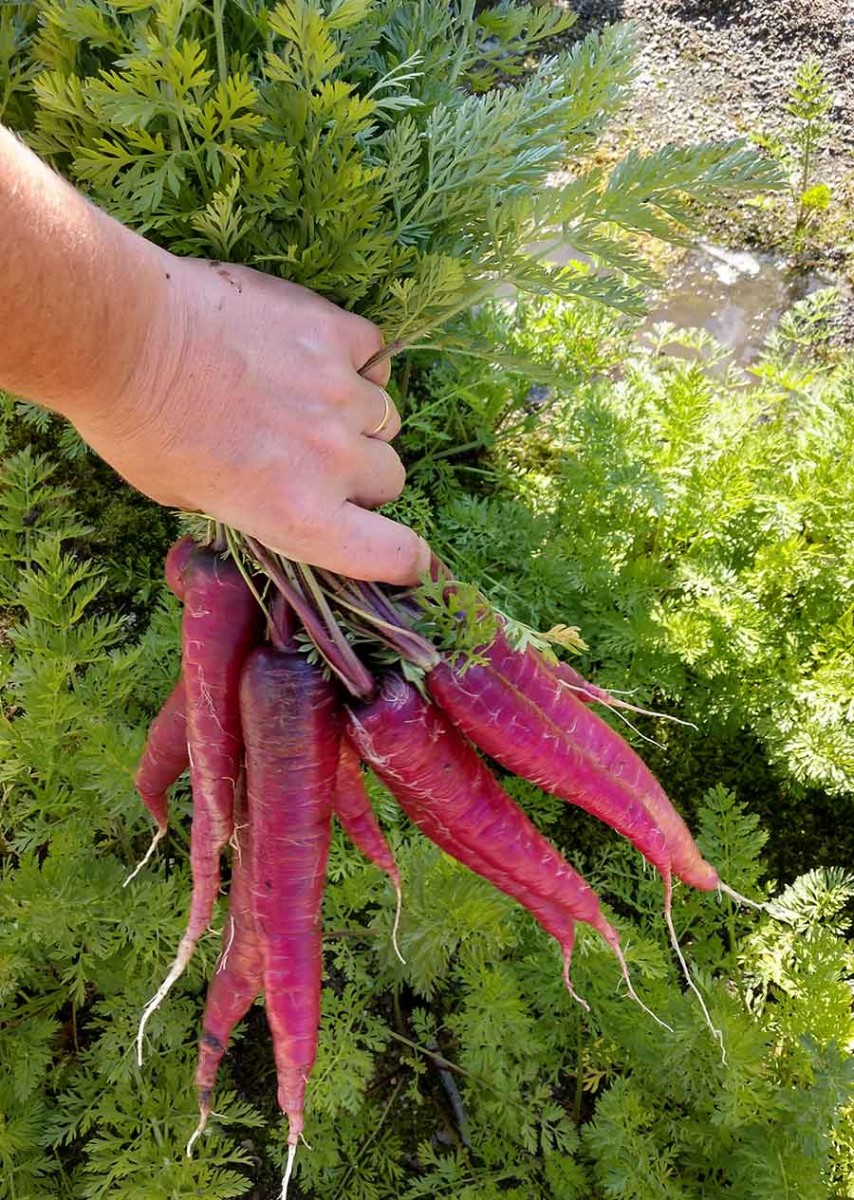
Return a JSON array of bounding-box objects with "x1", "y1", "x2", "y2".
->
[
  {"x1": 241, "y1": 613, "x2": 340, "y2": 1188},
  {"x1": 346, "y1": 673, "x2": 663, "y2": 1024},
  {"x1": 188, "y1": 773, "x2": 262, "y2": 1158},
  {"x1": 137, "y1": 546, "x2": 263, "y2": 1063}
]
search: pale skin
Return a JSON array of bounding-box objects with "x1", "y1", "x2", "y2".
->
[{"x1": 0, "y1": 124, "x2": 430, "y2": 584}]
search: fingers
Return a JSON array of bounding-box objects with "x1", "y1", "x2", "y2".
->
[
  {"x1": 348, "y1": 437, "x2": 406, "y2": 508},
  {"x1": 345, "y1": 375, "x2": 401, "y2": 442},
  {"x1": 314, "y1": 504, "x2": 430, "y2": 585},
  {"x1": 348, "y1": 315, "x2": 391, "y2": 387}
]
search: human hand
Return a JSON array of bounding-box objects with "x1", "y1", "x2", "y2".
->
[{"x1": 71, "y1": 253, "x2": 428, "y2": 584}]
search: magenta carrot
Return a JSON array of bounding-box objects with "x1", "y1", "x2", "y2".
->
[
  {"x1": 481, "y1": 627, "x2": 718, "y2": 892},
  {"x1": 426, "y1": 653, "x2": 677, "y2": 885},
  {"x1": 335, "y1": 737, "x2": 400, "y2": 890},
  {"x1": 133, "y1": 679, "x2": 188, "y2": 835},
  {"x1": 188, "y1": 774, "x2": 262, "y2": 1157},
  {"x1": 241, "y1": 633, "x2": 340, "y2": 1185},
  {"x1": 137, "y1": 547, "x2": 262, "y2": 1063},
  {"x1": 123, "y1": 678, "x2": 189, "y2": 887},
  {"x1": 346, "y1": 673, "x2": 662, "y2": 1023},
  {"x1": 334, "y1": 736, "x2": 404, "y2": 962},
  {"x1": 164, "y1": 534, "x2": 196, "y2": 601}
]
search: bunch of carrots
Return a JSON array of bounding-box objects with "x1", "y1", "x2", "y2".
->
[{"x1": 129, "y1": 533, "x2": 757, "y2": 1197}]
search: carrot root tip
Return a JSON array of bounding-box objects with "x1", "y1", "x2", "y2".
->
[
  {"x1": 280, "y1": 1141, "x2": 298, "y2": 1200},
  {"x1": 613, "y1": 941, "x2": 673, "y2": 1033},
  {"x1": 562, "y1": 963, "x2": 590, "y2": 1013},
  {"x1": 136, "y1": 934, "x2": 195, "y2": 1066},
  {"x1": 391, "y1": 883, "x2": 406, "y2": 965},
  {"x1": 123, "y1": 826, "x2": 167, "y2": 889},
  {"x1": 664, "y1": 901, "x2": 726, "y2": 1062},
  {"x1": 186, "y1": 1108, "x2": 209, "y2": 1159},
  {"x1": 717, "y1": 880, "x2": 767, "y2": 912}
]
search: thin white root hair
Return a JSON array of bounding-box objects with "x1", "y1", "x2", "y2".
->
[
  {"x1": 664, "y1": 902, "x2": 727, "y2": 1066},
  {"x1": 299, "y1": 1133, "x2": 313, "y2": 1151},
  {"x1": 280, "y1": 1142, "x2": 297, "y2": 1200},
  {"x1": 595, "y1": 703, "x2": 666, "y2": 750},
  {"x1": 562, "y1": 954, "x2": 590, "y2": 1013},
  {"x1": 123, "y1": 827, "x2": 166, "y2": 888},
  {"x1": 612, "y1": 942, "x2": 673, "y2": 1033},
  {"x1": 392, "y1": 884, "x2": 406, "y2": 965},
  {"x1": 229, "y1": 819, "x2": 249, "y2": 866},
  {"x1": 560, "y1": 681, "x2": 699, "y2": 730},
  {"x1": 218, "y1": 917, "x2": 237, "y2": 975},
  {"x1": 186, "y1": 1110, "x2": 208, "y2": 1159},
  {"x1": 717, "y1": 881, "x2": 769, "y2": 912},
  {"x1": 136, "y1": 935, "x2": 194, "y2": 1066}
]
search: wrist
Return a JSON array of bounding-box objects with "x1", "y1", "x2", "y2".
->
[{"x1": 53, "y1": 221, "x2": 176, "y2": 432}]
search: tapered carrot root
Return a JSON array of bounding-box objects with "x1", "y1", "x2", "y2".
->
[
  {"x1": 427, "y1": 654, "x2": 675, "y2": 883},
  {"x1": 485, "y1": 629, "x2": 718, "y2": 890},
  {"x1": 334, "y1": 737, "x2": 405, "y2": 962},
  {"x1": 189, "y1": 774, "x2": 262, "y2": 1158},
  {"x1": 346, "y1": 673, "x2": 663, "y2": 1023},
  {"x1": 181, "y1": 548, "x2": 264, "y2": 939},
  {"x1": 138, "y1": 548, "x2": 262, "y2": 1063},
  {"x1": 133, "y1": 679, "x2": 188, "y2": 833},
  {"x1": 124, "y1": 679, "x2": 189, "y2": 887},
  {"x1": 335, "y1": 737, "x2": 400, "y2": 889},
  {"x1": 241, "y1": 641, "x2": 340, "y2": 1152}
]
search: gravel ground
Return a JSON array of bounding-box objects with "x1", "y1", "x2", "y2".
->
[
  {"x1": 562, "y1": 0, "x2": 854, "y2": 343},
  {"x1": 568, "y1": 0, "x2": 854, "y2": 212},
  {"x1": 571, "y1": 0, "x2": 853, "y2": 153}
]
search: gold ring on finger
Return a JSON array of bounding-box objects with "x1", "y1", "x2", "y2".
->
[{"x1": 369, "y1": 386, "x2": 394, "y2": 437}]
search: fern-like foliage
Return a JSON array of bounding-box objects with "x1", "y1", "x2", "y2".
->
[{"x1": 2, "y1": 0, "x2": 782, "y2": 348}]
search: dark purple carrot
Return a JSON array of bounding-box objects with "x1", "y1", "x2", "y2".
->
[
  {"x1": 346, "y1": 673, "x2": 666, "y2": 1025},
  {"x1": 334, "y1": 736, "x2": 405, "y2": 962},
  {"x1": 187, "y1": 774, "x2": 262, "y2": 1158},
  {"x1": 133, "y1": 680, "x2": 188, "y2": 832},
  {"x1": 429, "y1": 627, "x2": 727, "y2": 1049},
  {"x1": 241, "y1": 632, "x2": 340, "y2": 1192},
  {"x1": 138, "y1": 547, "x2": 262, "y2": 1064}
]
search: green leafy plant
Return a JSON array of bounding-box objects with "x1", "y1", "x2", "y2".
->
[
  {"x1": 753, "y1": 55, "x2": 834, "y2": 247},
  {"x1": 6, "y1": 3, "x2": 849, "y2": 1196},
  {"x1": 410, "y1": 291, "x2": 854, "y2": 815},
  {"x1": 3, "y1": 0, "x2": 783, "y2": 350},
  {"x1": 2, "y1": 287, "x2": 853, "y2": 1197}
]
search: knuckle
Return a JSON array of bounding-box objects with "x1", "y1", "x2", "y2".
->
[
  {"x1": 316, "y1": 364, "x2": 353, "y2": 410},
  {"x1": 320, "y1": 420, "x2": 352, "y2": 466}
]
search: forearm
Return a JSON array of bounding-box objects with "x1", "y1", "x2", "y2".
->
[{"x1": 0, "y1": 123, "x2": 166, "y2": 419}]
